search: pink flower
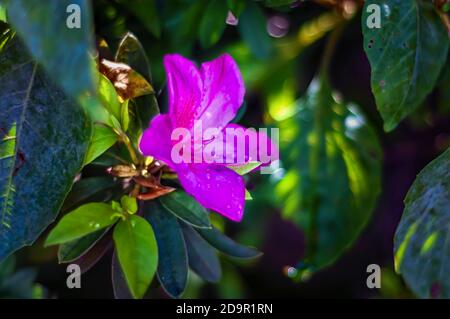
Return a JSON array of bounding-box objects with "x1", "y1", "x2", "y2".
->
[{"x1": 139, "y1": 54, "x2": 275, "y2": 222}]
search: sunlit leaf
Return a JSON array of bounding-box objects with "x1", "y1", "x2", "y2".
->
[
  {"x1": 394, "y1": 147, "x2": 450, "y2": 298},
  {"x1": 276, "y1": 78, "x2": 382, "y2": 273},
  {"x1": 113, "y1": 215, "x2": 158, "y2": 299},
  {"x1": 83, "y1": 124, "x2": 118, "y2": 166},
  {"x1": 45, "y1": 203, "x2": 119, "y2": 246}
]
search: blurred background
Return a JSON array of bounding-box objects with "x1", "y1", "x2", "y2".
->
[{"x1": 2, "y1": 0, "x2": 449, "y2": 299}]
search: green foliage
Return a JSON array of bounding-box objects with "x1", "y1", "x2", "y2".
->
[
  {"x1": 362, "y1": 0, "x2": 450, "y2": 131},
  {"x1": 394, "y1": 148, "x2": 450, "y2": 298},
  {"x1": 0, "y1": 39, "x2": 91, "y2": 261},
  {"x1": 84, "y1": 124, "x2": 118, "y2": 166},
  {"x1": 276, "y1": 78, "x2": 382, "y2": 273},
  {"x1": 159, "y1": 190, "x2": 211, "y2": 229},
  {"x1": 198, "y1": 0, "x2": 228, "y2": 49},
  {"x1": 113, "y1": 215, "x2": 158, "y2": 299},
  {"x1": 45, "y1": 203, "x2": 119, "y2": 246},
  {"x1": 0, "y1": 255, "x2": 43, "y2": 298},
  {"x1": 58, "y1": 228, "x2": 109, "y2": 263}
]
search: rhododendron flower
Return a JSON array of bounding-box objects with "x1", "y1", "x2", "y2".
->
[{"x1": 139, "y1": 54, "x2": 276, "y2": 222}]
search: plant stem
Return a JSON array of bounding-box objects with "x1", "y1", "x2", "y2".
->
[
  {"x1": 319, "y1": 25, "x2": 344, "y2": 81},
  {"x1": 120, "y1": 132, "x2": 139, "y2": 165}
]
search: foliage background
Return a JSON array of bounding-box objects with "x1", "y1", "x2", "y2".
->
[{"x1": 1, "y1": 0, "x2": 449, "y2": 298}]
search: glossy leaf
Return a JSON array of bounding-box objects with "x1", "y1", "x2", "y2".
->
[
  {"x1": 198, "y1": 0, "x2": 228, "y2": 48},
  {"x1": 0, "y1": 39, "x2": 91, "y2": 261},
  {"x1": 144, "y1": 201, "x2": 188, "y2": 298},
  {"x1": 4, "y1": 0, "x2": 96, "y2": 100},
  {"x1": 45, "y1": 203, "x2": 119, "y2": 246},
  {"x1": 58, "y1": 228, "x2": 108, "y2": 263},
  {"x1": 394, "y1": 147, "x2": 450, "y2": 298},
  {"x1": 276, "y1": 78, "x2": 382, "y2": 272},
  {"x1": 159, "y1": 190, "x2": 211, "y2": 229},
  {"x1": 182, "y1": 223, "x2": 221, "y2": 283},
  {"x1": 238, "y1": 1, "x2": 272, "y2": 60},
  {"x1": 362, "y1": 0, "x2": 450, "y2": 131},
  {"x1": 197, "y1": 226, "x2": 261, "y2": 259},
  {"x1": 113, "y1": 215, "x2": 158, "y2": 299},
  {"x1": 98, "y1": 73, "x2": 121, "y2": 121},
  {"x1": 83, "y1": 124, "x2": 118, "y2": 166}
]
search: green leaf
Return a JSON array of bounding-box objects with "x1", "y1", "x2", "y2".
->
[
  {"x1": 227, "y1": 0, "x2": 246, "y2": 17},
  {"x1": 45, "y1": 203, "x2": 119, "y2": 246},
  {"x1": 0, "y1": 4, "x2": 6, "y2": 22},
  {"x1": 197, "y1": 226, "x2": 261, "y2": 259},
  {"x1": 238, "y1": 1, "x2": 272, "y2": 60},
  {"x1": 120, "y1": 100, "x2": 130, "y2": 132},
  {"x1": 144, "y1": 201, "x2": 188, "y2": 298},
  {"x1": 61, "y1": 176, "x2": 122, "y2": 213},
  {"x1": 121, "y1": 195, "x2": 137, "y2": 214},
  {"x1": 159, "y1": 190, "x2": 211, "y2": 229},
  {"x1": 182, "y1": 223, "x2": 221, "y2": 283},
  {"x1": 275, "y1": 78, "x2": 382, "y2": 272},
  {"x1": 113, "y1": 215, "x2": 158, "y2": 299},
  {"x1": 83, "y1": 124, "x2": 118, "y2": 166},
  {"x1": 227, "y1": 161, "x2": 261, "y2": 175},
  {"x1": 362, "y1": 0, "x2": 450, "y2": 131},
  {"x1": 198, "y1": 0, "x2": 228, "y2": 48},
  {"x1": 98, "y1": 73, "x2": 121, "y2": 121},
  {"x1": 111, "y1": 251, "x2": 133, "y2": 299},
  {"x1": 394, "y1": 147, "x2": 450, "y2": 298},
  {"x1": 0, "y1": 39, "x2": 91, "y2": 261},
  {"x1": 58, "y1": 228, "x2": 109, "y2": 263},
  {"x1": 4, "y1": 0, "x2": 97, "y2": 100},
  {"x1": 245, "y1": 189, "x2": 253, "y2": 200},
  {"x1": 264, "y1": 0, "x2": 296, "y2": 7}
]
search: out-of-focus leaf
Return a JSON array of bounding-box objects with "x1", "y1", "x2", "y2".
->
[
  {"x1": 0, "y1": 267, "x2": 38, "y2": 299},
  {"x1": 182, "y1": 223, "x2": 221, "y2": 283},
  {"x1": 227, "y1": 0, "x2": 246, "y2": 17},
  {"x1": 115, "y1": 33, "x2": 160, "y2": 142},
  {"x1": 61, "y1": 176, "x2": 122, "y2": 213},
  {"x1": 144, "y1": 201, "x2": 188, "y2": 298},
  {"x1": 238, "y1": 1, "x2": 272, "y2": 60},
  {"x1": 125, "y1": 0, "x2": 160, "y2": 38},
  {"x1": 0, "y1": 39, "x2": 91, "y2": 261},
  {"x1": 0, "y1": 255, "x2": 14, "y2": 280},
  {"x1": 362, "y1": 0, "x2": 450, "y2": 131},
  {"x1": 276, "y1": 78, "x2": 382, "y2": 273},
  {"x1": 83, "y1": 124, "x2": 118, "y2": 166},
  {"x1": 99, "y1": 59, "x2": 154, "y2": 101},
  {"x1": 3, "y1": 0, "x2": 96, "y2": 100},
  {"x1": 111, "y1": 251, "x2": 133, "y2": 299},
  {"x1": 245, "y1": 189, "x2": 253, "y2": 200},
  {"x1": 197, "y1": 226, "x2": 261, "y2": 259},
  {"x1": 0, "y1": 4, "x2": 6, "y2": 22},
  {"x1": 113, "y1": 215, "x2": 158, "y2": 299},
  {"x1": 45, "y1": 203, "x2": 119, "y2": 246},
  {"x1": 159, "y1": 190, "x2": 211, "y2": 229},
  {"x1": 198, "y1": 0, "x2": 228, "y2": 48},
  {"x1": 264, "y1": 0, "x2": 296, "y2": 7},
  {"x1": 58, "y1": 228, "x2": 108, "y2": 263},
  {"x1": 394, "y1": 147, "x2": 450, "y2": 298},
  {"x1": 438, "y1": 57, "x2": 450, "y2": 115}
]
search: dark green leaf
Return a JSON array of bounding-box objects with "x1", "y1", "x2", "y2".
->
[
  {"x1": 182, "y1": 223, "x2": 221, "y2": 283},
  {"x1": 227, "y1": 0, "x2": 246, "y2": 17},
  {"x1": 113, "y1": 215, "x2": 158, "y2": 299},
  {"x1": 111, "y1": 251, "x2": 133, "y2": 299},
  {"x1": 61, "y1": 176, "x2": 122, "y2": 213},
  {"x1": 276, "y1": 78, "x2": 382, "y2": 272},
  {"x1": 362, "y1": 0, "x2": 450, "y2": 131},
  {"x1": 394, "y1": 147, "x2": 450, "y2": 298},
  {"x1": 144, "y1": 201, "x2": 188, "y2": 298},
  {"x1": 238, "y1": 1, "x2": 272, "y2": 60},
  {"x1": 159, "y1": 190, "x2": 211, "y2": 229},
  {"x1": 58, "y1": 228, "x2": 109, "y2": 263},
  {"x1": 4, "y1": 0, "x2": 96, "y2": 100},
  {"x1": 125, "y1": 0, "x2": 161, "y2": 38},
  {"x1": 45, "y1": 203, "x2": 119, "y2": 246},
  {"x1": 198, "y1": 0, "x2": 228, "y2": 48},
  {"x1": 264, "y1": 0, "x2": 296, "y2": 7},
  {"x1": 197, "y1": 226, "x2": 261, "y2": 259},
  {"x1": 0, "y1": 39, "x2": 91, "y2": 261}
]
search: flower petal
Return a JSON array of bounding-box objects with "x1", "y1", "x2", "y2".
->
[
  {"x1": 198, "y1": 54, "x2": 245, "y2": 130},
  {"x1": 139, "y1": 114, "x2": 174, "y2": 165},
  {"x1": 164, "y1": 54, "x2": 203, "y2": 129},
  {"x1": 176, "y1": 164, "x2": 245, "y2": 222}
]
